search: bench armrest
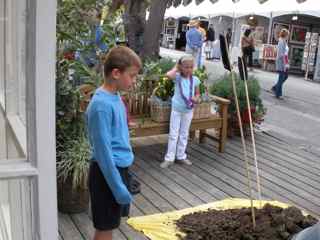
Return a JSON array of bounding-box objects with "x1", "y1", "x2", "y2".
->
[{"x1": 209, "y1": 94, "x2": 231, "y2": 105}]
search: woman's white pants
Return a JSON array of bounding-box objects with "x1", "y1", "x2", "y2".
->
[{"x1": 164, "y1": 109, "x2": 193, "y2": 162}]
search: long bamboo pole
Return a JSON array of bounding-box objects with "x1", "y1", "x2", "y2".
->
[
  {"x1": 219, "y1": 34, "x2": 256, "y2": 229},
  {"x1": 230, "y1": 70, "x2": 256, "y2": 229},
  {"x1": 240, "y1": 58, "x2": 262, "y2": 207}
]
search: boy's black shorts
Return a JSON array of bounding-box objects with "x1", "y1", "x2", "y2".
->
[{"x1": 89, "y1": 161, "x2": 130, "y2": 231}]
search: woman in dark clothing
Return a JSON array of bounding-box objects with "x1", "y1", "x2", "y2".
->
[
  {"x1": 206, "y1": 25, "x2": 215, "y2": 59},
  {"x1": 241, "y1": 29, "x2": 255, "y2": 71}
]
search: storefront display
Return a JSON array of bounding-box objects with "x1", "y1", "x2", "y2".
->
[
  {"x1": 272, "y1": 22, "x2": 290, "y2": 44},
  {"x1": 290, "y1": 45, "x2": 305, "y2": 69},
  {"x1": 302, "y1": 32, "x2": 319, "y2": 77},
  {"x1": 262, "y1": 44, "x2": 277, "y2": 60},
  {"x1": 313, "y1": 40, "x2": 320, "y2": 82},
  {"x1": 262, "y1": 44, "x2": 277, "y2": 71},
  {"x1": 290, "y1": 25, "x2": 309, "y2": 45}
]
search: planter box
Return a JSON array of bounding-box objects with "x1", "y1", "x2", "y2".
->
[
  {"x1": 150, "y1": 99, "x2": 212, "y2": 123},
  {"x1": 193, "y1": 102, "x2": 212, "y2": 120},
  {"x1": 150, "y1": 100, "x2": 171, "y2": 123}
]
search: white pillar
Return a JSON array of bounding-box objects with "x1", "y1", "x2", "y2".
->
[{"x1": 267, "y1": 12, "x2": 273, "y2": 44}]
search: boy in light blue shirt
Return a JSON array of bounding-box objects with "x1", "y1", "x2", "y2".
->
[{"x1": 86, "y1": 46, "x2": 141, "y2": 240}]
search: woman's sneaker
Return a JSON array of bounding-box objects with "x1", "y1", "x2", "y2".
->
[{"x1": 160, "y1": 161, "x2": 173, "y2": 169}]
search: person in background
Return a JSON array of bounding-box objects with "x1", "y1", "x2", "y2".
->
[
  {"x1": 272, "y1": 29, "x2": 290, "y2": 99},
  {"x1": 160, "y1": 56, "x2": 201, "y2": 169},
  {"x1": 241, "y1": 28, "x2": 255, "y2": 71},
  {"x1": 206, "y1": 24, "x2": 215, "y2": 60},
  {"x1": 185, "y1": 20, "x2": 203, "y2": 69},
  {"x1": 197, "y1": 21, "x2": 207, "y2": 68},
  {"x1": 95, "y1": 12, "x2": 108, "y2": 53},
  {"x1": 75, "y1": 12, "x2": 108, "y2": 71},
  {"x1": 226, "y1": 28, "x2": 232, "y2": 49}
]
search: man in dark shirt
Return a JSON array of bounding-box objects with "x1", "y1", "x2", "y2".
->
[
  {"x1": 226, "y1": 28, "x2": 232, "y2": 49},
  {"x1": 206, "y1": 25, "x2": 215, "y2": 59}
]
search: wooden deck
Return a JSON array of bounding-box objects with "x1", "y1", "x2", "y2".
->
[{"x1": 58, "y1": 132, "x2": 320, "y2": 240}]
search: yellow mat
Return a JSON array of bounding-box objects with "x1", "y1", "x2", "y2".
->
[{"x1": 127, "y1": 198, "x2": 294, "y2": 240}]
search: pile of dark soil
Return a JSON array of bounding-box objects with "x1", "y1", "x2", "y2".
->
[{"x1": 176, "y1": 204, "x2": 317, "y2": 240}]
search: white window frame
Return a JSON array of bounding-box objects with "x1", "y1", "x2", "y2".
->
[{"x1": 0, "y1": 0, "x2": 58, "y2": 240}]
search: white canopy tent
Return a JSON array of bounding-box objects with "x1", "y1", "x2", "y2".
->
[{"x1": 165, "y1": 0, "x2": 320, "y2": 19}]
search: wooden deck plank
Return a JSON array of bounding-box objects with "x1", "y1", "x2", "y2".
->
[
  {"x1": 133, "y1": 145, "x2": 214, "y2": 203},
  {"x1": 141, "y1": 136, "x2": 248, "y2": 199},
  {"x1": 70, "y1": 213, "x2": 126, "y2": 240},
  {"x1": 131, "y1": 164, "x2": 192, "y2": 209},
  {"x1": 256, "y1": 133, "x2": 320, "y2": 170},
  {"x1": 133, "y1": 193, "x2": 161, "y2": 215},
  {"x1": 134, "y1": 138, "x2": 229, "y2": 201},
  {"x1": 225, "y1": 140, "x2": 320, "y2": 202},
  {"x1": 131, "y1": 202, "x2": 148, "y2": 216},
  {"x1": 192, "y1": 142, "x2": 320, "y2": 216},
  {"x1": 229, "y1": 139, "x2": 320, "y2": 196},
  {"x1": 247, "y1": 136, "x2": 320, "y2": 179},
  {"x1": 58, "y1": 213, "x2": 84, "y2": 240},
  {"x1": 134, "y1": 156, "x2": 205, "y2": 206},
  {"x1": 241, "y1": 138, "x2": 320, "y2": 184},
  {"x1": 189, "y1": 143, "x2": 309, "y2": 210},
  {"x1": 130, "y1": 173, "x2": 176, "y2": 212}
]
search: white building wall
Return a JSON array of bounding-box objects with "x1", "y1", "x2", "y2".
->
[{"x1": 209, "y1": 16, "x2": 233, "y2": 40}]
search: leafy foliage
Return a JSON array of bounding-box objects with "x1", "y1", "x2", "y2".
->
[
  {"x1": 143, "y1": 58, "x2": 176, "y2": 78},
  {"x1": 56, "y1": 0, "x2": 120, "y2": 189},
  {"x1": 193, "y1": 66, "x2": 209, "y2": 96},
  {"x1": 209, "y1": 73, "x2": 266, "y2": 121},
  {"x1": 140, "y1": 58, "x2": 176, "y2": 100},
  {"x1": 57, "y1": 131, "x2": 91, "y2": 189},
  {"x1": 154, "y1": 76, "x2": 174, "y2": 101}
]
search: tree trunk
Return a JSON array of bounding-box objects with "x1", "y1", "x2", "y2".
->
[
  {"x1": 122, "y1": 0, "x2": 147, "y2": 54},
  {"x1": 141, "y1": 0, "x2": 171, "y2": 60}
]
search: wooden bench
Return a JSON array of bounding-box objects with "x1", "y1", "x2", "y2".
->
[
  {"x1": 79, "y1": 81, "x2": 230, "y2": 152},
  {"x1": 123, "y1": 80, "x2": 230, "y2": 152}
]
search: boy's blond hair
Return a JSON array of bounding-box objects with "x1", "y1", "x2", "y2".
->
[{"x1": 103, "y1": 46, "x2": 142, "y2": 79}]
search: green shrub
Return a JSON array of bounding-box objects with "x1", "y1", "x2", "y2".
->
[
  {"x1": 143, "y1": 58, "x2": 176, "y2": 78},
  {"x1": 209, "y1": 73, "x2": 266, "y2": 120},
  {"x1": 56, "y1": 131, "x2": 90, "y2": 189},
  {"x1": 193, "y1": 66, "x2": 209, "y2": 96},
  {"x1": 154, "y1": 75, "x2": 174, "y2": 101}
]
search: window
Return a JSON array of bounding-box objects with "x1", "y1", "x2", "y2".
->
[
  {"x1": 0, "y1": 0, "x2": 58, "y2": 239},
  {"x1": 0, "y1": 0, "x2": 5, "y2": 107},
  {"x1": 0, "y1": 178, "x2": 33, "y2": 240},
  {"x1": 0, "y1": 0, "x2": 28, "y2": 161}
]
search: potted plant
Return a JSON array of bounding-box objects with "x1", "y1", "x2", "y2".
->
[
  {"x1": 56, "y1": 130, "x2": 90, "y2": 213},
  {"x1": 209, "y1": 73, "x2": 266, "y2": 137}
]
